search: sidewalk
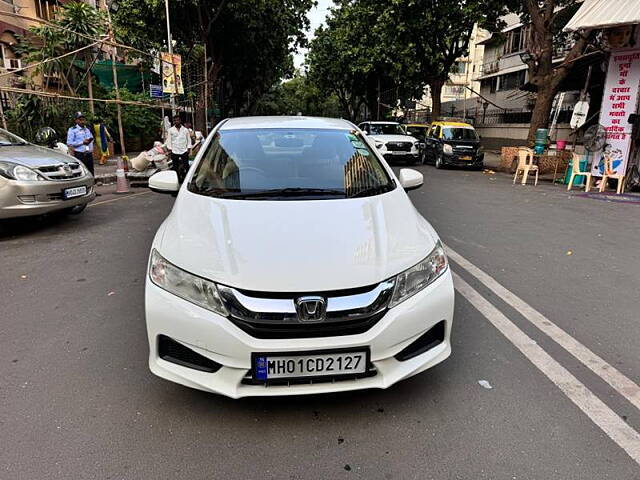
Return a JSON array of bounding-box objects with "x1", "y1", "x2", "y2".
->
[{"x1": 93, "y1": 153, "x2": 150, "y2": 184}]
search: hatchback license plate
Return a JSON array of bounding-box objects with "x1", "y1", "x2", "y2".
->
[
  {"x1": 63, "y1": 186, "x2": 87, "y2": 199},
  {"x1": 253, "y1": 350, "x2": 368, "y2": 381},
  {"x1": 459, "y1": 155, "x2": 472, "y2": 161}
]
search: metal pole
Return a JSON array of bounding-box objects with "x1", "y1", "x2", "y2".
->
[
  {"x1": 105, "y1": 2, "x2": 126, "y2": 156},
  {"x1": 377, "y1": 77, "x2": 381, "y2": 120},
  {"x1": 204, "y1": 42, "x2": 209, "y2": 134},
  {"x1": 165, "y1": 0, "x2": 176, "y2": 115}
]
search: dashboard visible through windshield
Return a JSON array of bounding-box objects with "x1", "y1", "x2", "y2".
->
[{"x1": 189, "y1": 128, "x2": 395, "y2": 200}]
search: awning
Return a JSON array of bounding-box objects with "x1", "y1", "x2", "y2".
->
[{"x1": 564, "y1": 0, "x2": 640, "y2": 31}]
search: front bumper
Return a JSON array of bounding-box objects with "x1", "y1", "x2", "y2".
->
[
  {"x1": 0, "y1": 176, "x2": 95, "y2": 219},
  {"x1": 145, "y1": 269, "x2": 455, "y2": 398},
  {"x1": 383, "y1": 152, "x2": 420, "y2": 162},
  {"x1": 442, "y1": 152, "x2": 484, "y2": 167}
]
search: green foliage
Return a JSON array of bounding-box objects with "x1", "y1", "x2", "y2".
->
[
  {"x1": 16, "y1": 1, "x2": 107, "y2": 87},
  {"x1": 112, "y1": 0, "x2": 315, "y2": 115},
  {"x1": 307, "y1": 0, "x2": 512, "y2": 120},
  {"x1": 254, "y1": 75, "x2": 342, "y2": 117}
]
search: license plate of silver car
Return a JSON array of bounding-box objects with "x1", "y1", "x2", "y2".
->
[
  {"x1": 63, "y1": 186, "x2": 87, "y2": 199},
  {"x1": 252, "y1": 350, "x2": 368, "y2": 381}
]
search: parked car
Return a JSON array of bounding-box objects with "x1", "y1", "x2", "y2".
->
[
  {"x1": 423, "y1": 121, "x2": 484, "y2": 169},
  {"x1": 403, "y1": 123, "x2": 430, "y2": 163},
  {"x1": 146, "y1": 116, "x2": 454, "y2": 398},
  {"x1": 358, "y1": 121, "x2": 421, "y2": 164},
  {"x1": 0, "y1": 128, "x2": 95, "y2": 219}
]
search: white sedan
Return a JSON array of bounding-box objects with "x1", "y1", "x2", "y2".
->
[{"x1": 146, "y1": 116, "x2": 454, "y2": 398}]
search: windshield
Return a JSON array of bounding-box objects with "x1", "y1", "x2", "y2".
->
[
  {"x1": 369, "y1": 124, "x2": 405, "y2": 136},
  {"x1": 0, "y1": 129, "x2": 27, "y2": 146},
  {"x1": 189, "y1": 128, "x2": 395, "y2": 200},
  {"x1": 442, "y1": 127, "x2": 478, "y2": 141},
  {"x1": 406, "y1": 126, "x2": 427, "y2": 138}
]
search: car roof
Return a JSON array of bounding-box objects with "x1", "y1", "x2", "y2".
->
[
  {"x1": 219, "y1": 116, "x2": 354, "y2": 131},
  {"x1": 360, "y1": 121, "x2": 399, "y2": 125},
  {"x1": 406, "y1": 123, "x2": 429, "y2": 127},
  {"x1": 431, "y1": 121, "x2": 474, "y2": 128}
]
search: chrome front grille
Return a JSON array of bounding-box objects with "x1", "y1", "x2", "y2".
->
[
  {"x1": 386, "y1": 142, "x2": 412, "y2": 152},
  {"x1": 36, "y1": 162, "x2": 84, "y2": 180},
  {"x1": 218, "y1": 280, "x2": 395, "y2": 339}
]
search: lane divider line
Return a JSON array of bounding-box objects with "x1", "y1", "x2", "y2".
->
[
  {"x1": 88, "y1": 190, "x2": 152, "y2": 208},
  {"x1": 446, "y1": 245, "x2": 640, "y2": 413},
  {"x1": 453, "y1": 272, "x2": 640, "y2": 466}
]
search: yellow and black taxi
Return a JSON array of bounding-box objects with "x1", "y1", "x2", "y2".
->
[{"x1": 423, "y1": 121, "x2": 484, "y2": 169}]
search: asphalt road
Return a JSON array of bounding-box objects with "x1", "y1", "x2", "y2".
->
[{"x1": 1, "y1": 172, "x2": 639, "y2": 480}]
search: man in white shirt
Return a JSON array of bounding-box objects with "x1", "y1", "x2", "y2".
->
[{"x1": 166, "y1": 114, "x2": 192, "y2": 183}]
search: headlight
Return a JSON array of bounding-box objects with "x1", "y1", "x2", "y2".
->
[
  {"x1": 443, "y1": 144, "x2": 453, "y2": 155},
  {"x1": 389, "y1": 241, "x2": 448, "y2": 308},
  {"x1": 0, "y1": 162, "x2": 44, "y2": 181},
  {"x1": 375, "y1": 142, "x2": 384, "y2": 149},
  {"x1": 149, "y1": 249, "x2": 228, "y2": 316}
]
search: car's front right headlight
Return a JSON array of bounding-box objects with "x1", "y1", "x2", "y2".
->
[
  {"x1": 443, "y1": 144, "x2": 453, "y2": 155},
  {"x1": 0, "y1": 161, "x2": 45, "y2": 181},
  {"x1": 149, "y1": 249, "x2": 228, "y2": 316},
  {"x1": 389, "y1": 241, "x2": 448, "y2": 308}
]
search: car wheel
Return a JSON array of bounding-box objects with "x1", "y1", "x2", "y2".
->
[
  {"x1": 65, "y1": 204, "x2": 87, "y2": 215},
  {"x1": 435, "y1": 155, "x2": 444, "y2": 169}
]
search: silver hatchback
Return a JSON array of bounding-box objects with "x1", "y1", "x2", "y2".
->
[{"x1": 0, "y1": 128, "x2": 96, "y2": 219}]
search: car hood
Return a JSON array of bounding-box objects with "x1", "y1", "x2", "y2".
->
[
  {"x1": 0, "y1": 144, "x2": 76, "y2": 167},
  {"x1": 370, "y1": 135, "x2": 417, "y2": 143},
  {"x1": 157, "y1": 188, "x2": 437, "y2": 292}
]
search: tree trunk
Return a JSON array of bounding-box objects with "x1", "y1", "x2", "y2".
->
[
  {"x1": 527, "y1": 86, "x2": 556, "y2": 145},
  {"x1": 430, "y1": 79, "x2": 445, "y2": 120}
]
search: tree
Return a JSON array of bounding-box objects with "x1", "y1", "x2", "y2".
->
[
  {"x1": 17, "y1": 1, "x2": 106, "y2": 96},
  {"x1": 307, "y1": 0, "x2": 511, "y2": 121},
  {"x1": 112, "y1": 0, "x2": 314, "y2": 117},
  {"x1": 518, "y1": 0, "x2": 593, "y2": 142},
  {"x1": 254, "y1": 74, "x2": 342, "y2": 117}
]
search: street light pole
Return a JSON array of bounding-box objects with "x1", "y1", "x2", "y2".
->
[{"x1": 165, "y1": 0, "x2": 176, "y2": 115}]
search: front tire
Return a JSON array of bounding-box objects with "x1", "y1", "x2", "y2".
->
[{"x1": 435, "y1": 155, "x2": 445, "y2": 169}]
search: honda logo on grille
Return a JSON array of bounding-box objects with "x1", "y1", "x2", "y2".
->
[{"x1": 295, "y1": 296, "x2": 327, "y2": 323}]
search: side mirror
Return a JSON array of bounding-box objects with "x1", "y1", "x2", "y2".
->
[
  {"x1": 149, "y1": 170, "x2": 179, "y2": 194},
  {"x1": 399, "y1": 168, "x2": 423, "y2": 191},
  {"x1": 418, "y1": 142, "x2": 426, "y2": 149}
]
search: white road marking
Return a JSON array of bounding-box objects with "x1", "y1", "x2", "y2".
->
[
  {"x1": 446, "y1": 245, "x2": 640, "y2": 413},
  {"x1": 88, "y1": 190, "x2": 151, "y2": 207},
  {"x1": 453, "y1": 272, "x2": 640, "y2": 466}
]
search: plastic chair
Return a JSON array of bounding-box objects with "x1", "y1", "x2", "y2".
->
[
  {"x1": 513, "y1": 147, "x2": 538, "y2": 185},
  {"x1": 567, "y1": 153, "x2": 592, "y2": 192},
  {"x1": 599, "y1": 154, "x2": 625, "y2": 194}
]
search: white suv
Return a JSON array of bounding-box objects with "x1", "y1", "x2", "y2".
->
[
  {"x1": 146, "y1": 116, "x2": 454, "y2": 398},
  {"x1": 358, "y1": 121, "x2": 421, "y2": 164}
]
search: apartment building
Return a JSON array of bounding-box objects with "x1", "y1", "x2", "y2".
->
[{"x1": 474, "y1": 13, "x2": 578, "y2": 111}]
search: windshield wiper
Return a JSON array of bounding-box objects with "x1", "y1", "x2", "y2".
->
[
  {"x1": 349, "y1": 185, "x2": 392, "y2": 198},
  {"x1": 220, "y1": 187, "x2": 346, "y2": 199}
]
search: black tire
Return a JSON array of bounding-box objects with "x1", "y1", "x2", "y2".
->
[
  {"x1": 435, "y1": 155, "x2": 445, "y2": 169},
  {"x1": 64, "y1": 204, "x2": 87, "y2": 215}
]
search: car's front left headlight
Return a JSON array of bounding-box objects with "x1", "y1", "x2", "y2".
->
[
  {"x1": 443, "y1": 144, "x2": 453, "y2": 154},
  {"x1": 0, "y1": 162, "x2": 45, "y2": 181},
  {"x1": 149, "y1": 249, "x2": 228, "y2": 316},
  {"x1": 389, "y1": 241, "x2": 448, "y2": 308}
]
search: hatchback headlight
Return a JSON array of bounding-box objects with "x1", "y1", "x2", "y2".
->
[
  {"x1": 443, "y1": 144, "x2": 453, "y2": 155},
  {"x1": 0, "y1": 162, "x2": 44, "y2": 181},
  {"x1": 390, "y1": 241, "x2": 448, "y2": 308},
  {"x1": 375, "y1": 142, "x2": 384, "y2": 149},
  {"x1": 149, "y1": 249, "x2": 228, "y2": 316}
]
